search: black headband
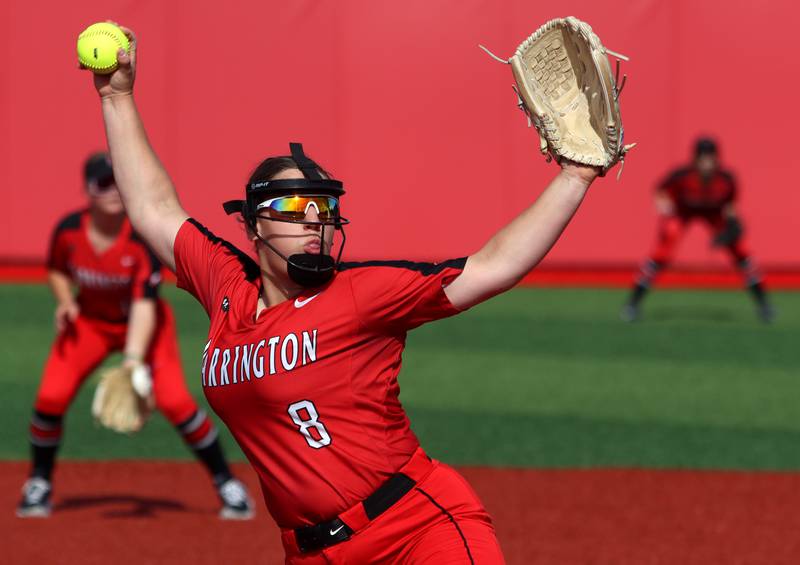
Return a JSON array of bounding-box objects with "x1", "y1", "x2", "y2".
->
[
  {"x1": 246, "y1": 178, "x2": 344, "y2": 194},
  {"x1": 224, "y1": 142, "x2": 344, "y2": 217}
]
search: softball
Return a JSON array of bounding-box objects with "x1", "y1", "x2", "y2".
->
[{"x1": 77, "y1": 22, "x2": 130, "y2": 74}]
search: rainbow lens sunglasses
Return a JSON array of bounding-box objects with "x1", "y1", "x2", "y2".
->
[{"x1": 255, "y1": 195, "x2": 340, "y2": 222}]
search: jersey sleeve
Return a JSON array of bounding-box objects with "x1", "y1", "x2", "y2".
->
[
  {"x1": 131, "y1": 237, "x2": 163, "y2": 300},
  {"x1": 657, "y1": 167, "x2": 685, "y2": 200},
  {"x1": 46, "y1": 212, "x2": 81, "y2": 274},
  {"x1": 46, "y1": 230, "x2": 70, "y2": 274},
  {"x1": 173, "y1": 218, "x2": 260, "y2": 315},
  {"x1": 342, "y1": 259, "x2": 467, "y2": 332}
]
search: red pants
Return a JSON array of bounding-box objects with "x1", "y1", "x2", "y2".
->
[
  {"x1": 34, "y1": 301, "x2": 198, "y2": 426},
  {"x1": 282, "y1": 450, "x2": 505, "y2": 564},
  {"x1": 651, "y1": 214, "x2": 749, "y2": 265}
]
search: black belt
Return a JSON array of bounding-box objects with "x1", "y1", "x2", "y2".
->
[{"x1": 295, "y1": 473, "x2": 416, "y2": 553}]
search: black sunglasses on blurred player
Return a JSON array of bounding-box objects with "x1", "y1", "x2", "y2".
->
[
  {"x1": 84, "y1": 153, "x2": 116, "y2": 192},
  {"x1": 94, "y1": 175, "x2": 116, "y2": 190}
]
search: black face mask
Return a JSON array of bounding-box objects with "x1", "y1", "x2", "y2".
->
[
  {"x1": 287, "y1": 252, "x2": 337, "y2": 287},
  {"x1": 222, "y1": 143, "x2": 350, "y2": 288},
  {"x1": 246, "y1": 209, "x2": 348, "y2": 288}
]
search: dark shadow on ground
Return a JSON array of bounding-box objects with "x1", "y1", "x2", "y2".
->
[{"x1": 57, "y1": 494, "x2": 188, "y2": 518}]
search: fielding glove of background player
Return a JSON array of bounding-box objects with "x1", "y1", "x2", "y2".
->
[
  {"x1": 713, "y1": 217, "x2": 744, "y2": 247},
  {"x1": 481, "y1": 16, "x2": 635, "y2": 175},
  {"x1": 91, "y1": 363, "x2": 155, "y2": 434}
]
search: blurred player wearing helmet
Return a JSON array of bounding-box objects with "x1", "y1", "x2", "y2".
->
[
  {"x1": 16, "y1": 153, "x2": 254, "y2": 520},
  {"x1": 81, "y1": 24, "x2": 615, "y2": 563},
  {"x1": 621, "y1": 138, "x2": 774, "y2": 322}
]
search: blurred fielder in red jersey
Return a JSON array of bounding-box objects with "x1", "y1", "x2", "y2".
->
[
  {"x1": 16, "y1": 153, "x2": 254, "y2": 520},
  {"x1": 621, "y1": 138, "x2": 774, "y2": 322},
  {"x1": 80, "y1": 22, "x2": 617, "y2": 563}
]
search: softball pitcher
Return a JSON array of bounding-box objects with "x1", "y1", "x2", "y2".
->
[{"x1": 80, "y1": 20, "x2": 624, "y2": 563}]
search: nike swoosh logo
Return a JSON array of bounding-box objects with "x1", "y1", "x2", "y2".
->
[
  {"x1": 329, "y1": 525, "x2": 344, "y2": 536},
  {"x1": 294, "y1": 294, "x2": 320, "y2": 308}
]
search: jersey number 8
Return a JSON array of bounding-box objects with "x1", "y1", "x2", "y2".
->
[{"x1": 287, "y1": 400, "x2": 332, "y2": 449}]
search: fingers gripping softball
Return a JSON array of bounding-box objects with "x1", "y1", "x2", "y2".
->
[
  {"x1": 77, "y1": 23, "x2": 129, "y2": 73},
  {"x1": 77, "y1": 21, "x2": 137, "y2": 97}
]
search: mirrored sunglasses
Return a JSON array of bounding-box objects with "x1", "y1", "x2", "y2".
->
[{"x1": 255, "y1": 195, "x2": 340, "y2": 221}]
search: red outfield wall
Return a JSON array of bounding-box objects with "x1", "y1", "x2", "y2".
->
[{"x1": 1, "y1": 1, "x2": 797, "y2": 268}]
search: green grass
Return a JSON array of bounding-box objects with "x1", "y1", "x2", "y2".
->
[{"x1": 0, "y1": 283, "x2": 797, "y2": 470}]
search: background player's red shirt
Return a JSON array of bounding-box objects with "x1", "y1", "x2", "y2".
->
[
  {"x1": 174, "y1": 218, "x2": 466, "y2": 528},
  {"x1": 47, "y1": 210, "x2": 162, "y2": 323},
  {"x1": 659, "y1": 167, "x2": 737, "y2": 217}
]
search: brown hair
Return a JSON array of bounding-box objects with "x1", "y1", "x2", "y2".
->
[
  {"x1": 240, "y1": 155, "x2": 335, "y2": 239},
  {"x1": 247, "y1": 155, "x2": 333, "y2": 186}
]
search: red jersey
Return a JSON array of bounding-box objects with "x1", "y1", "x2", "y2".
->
[
  {"x1": 174, "y1": 218, "x2": 466, "y2": 528},
  {"x1": 659, "y1": 166, "x2": 737, "y2": 217},
  {"x1": 47, "y1": 210, "x2": 163, "y2": 323}
]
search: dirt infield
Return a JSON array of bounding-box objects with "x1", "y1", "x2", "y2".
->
[{"x1": 4, "y1": 462, "x2": 800, "y2": 564}]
